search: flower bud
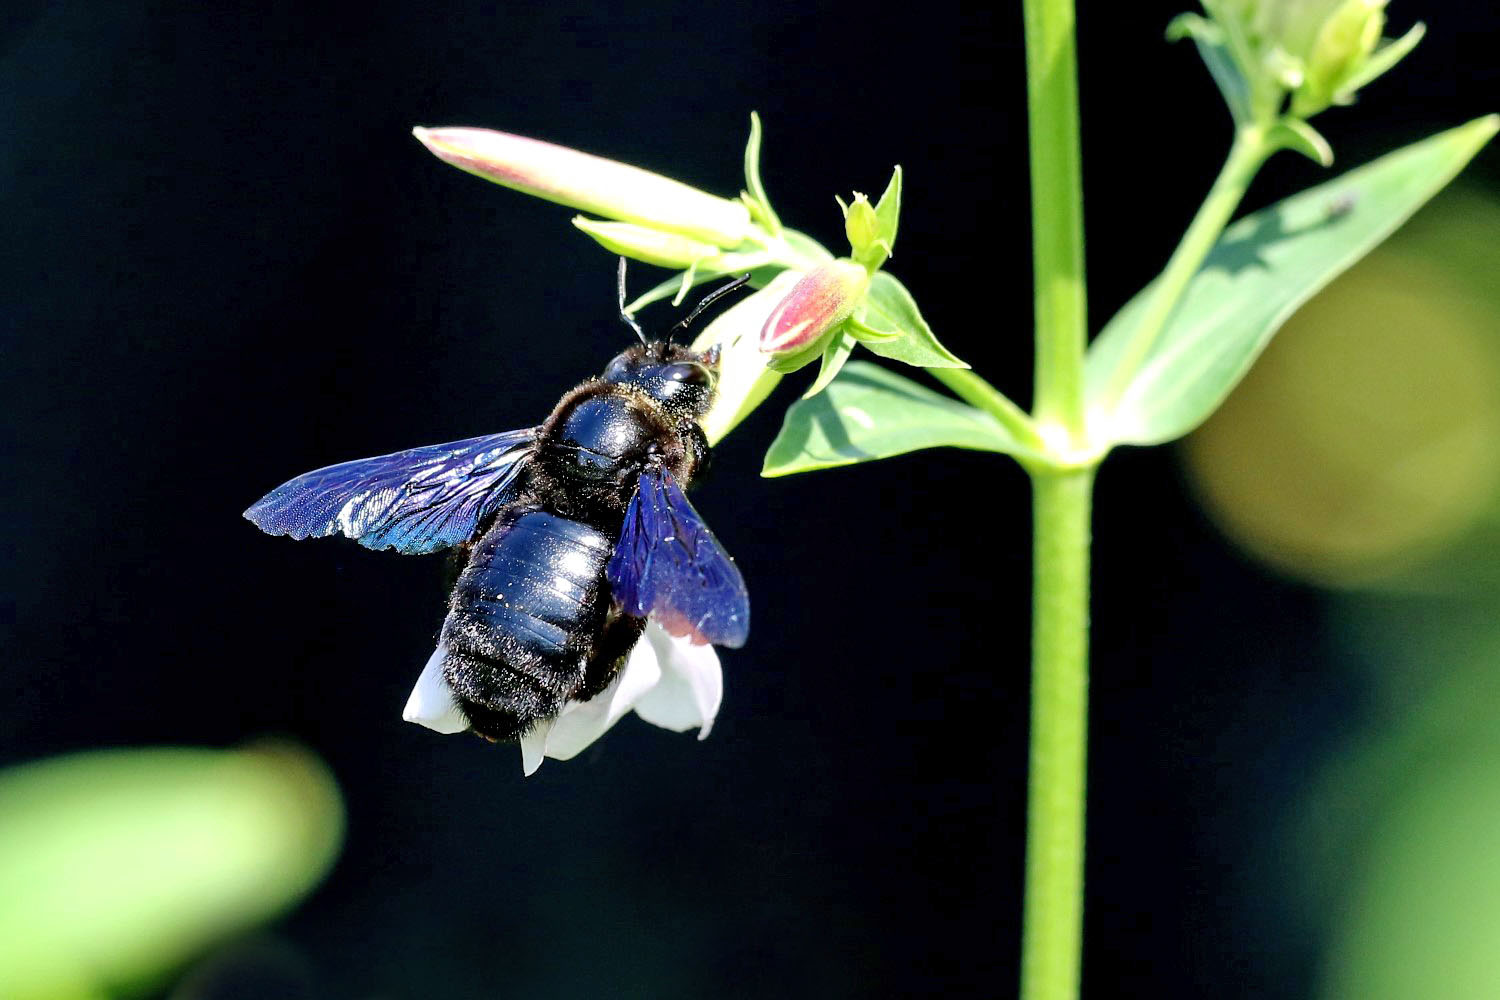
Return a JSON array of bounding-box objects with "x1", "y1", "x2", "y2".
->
[
  {"x1": 412, "y1": 126, "x2": 752, "y2": 248},
  {"x1": 844, "y1": 195, "x2": 881, "y2": 257},
  {"x1": 1184, "y1": 0, "x2": 1422, "y2": 123},
  {"x1": 758, "y1": 259, "x2": 870, "y2": 356},
  {"x1": 1234, "y1": 0, "x2": 1346, "y2": 65},
  {"x1": 571, "y1": 218, "x2": 722, "y2": 269},
  {"x1": 1293, "y1": 0, "x2": 1385, "y2": 116}
]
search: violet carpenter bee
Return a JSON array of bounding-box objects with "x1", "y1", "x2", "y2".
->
[{"x1": 245, "y1": 262, "x2": 751, "y2": 743}]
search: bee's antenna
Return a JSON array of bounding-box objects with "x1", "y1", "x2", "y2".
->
[
  {"x1": 617, "y1": 257, "x2": 648, "y2": 346},
  {"x1": 667, "y1": 273, "x2": 752, "y2": 343}
]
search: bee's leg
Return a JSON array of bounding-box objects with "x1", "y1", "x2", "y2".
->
[{"x1": 577, "y1": 610, "x2": 647, "y2": 700}]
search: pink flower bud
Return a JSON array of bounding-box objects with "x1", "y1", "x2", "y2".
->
[
  {"x1": 759, "y1": 260, "x2": 870, "y2": 355},
  {"x1": 412, "y1": 126, "x2": 751, "y2": 248}
]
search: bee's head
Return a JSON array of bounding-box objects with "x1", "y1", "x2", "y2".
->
[
  {"x1": 607, "y1": 260, "x2": 747, "y2": 417},
  {"x1": 601, "y1": 341, "x2": 719, "y2": 416}
]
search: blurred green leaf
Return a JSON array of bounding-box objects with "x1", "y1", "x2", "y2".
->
[
  {"x1": 782, "y1": 228, "x2": 834, "y2": 265},
  {"x1": 1086, "y1": 115, "x2": 1499, "y2": 447},
  {"x1": 1320, "y1": 745, "x2": 1500, "y2": 1000},
  {"x1": 1268, "y1": 118, "x2": 1333, "y2": 166},
  {"x1": 0, "y1": 744, "x2": 343, "y2": 1000},
  {"x1": 1337, "y1": 22, "x2": 1426, "y2": 102},
  {"x1": 857, "y1": 272, "x2": 969, "y2": 370},
  {"x1": 763, "y1": 361, "x2": 1039, "y2": 476},
  {"x1": 741, "y1": 111, "x2": 782, "y2": 236},
  {"x1": 1169, "y1": 13, "x2": 1252, "y2": 125}
]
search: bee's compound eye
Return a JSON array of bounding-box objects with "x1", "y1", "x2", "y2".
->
[
  {"x1": 665, "y1": 362, "x2": 712, "y2": 387},
  {"x1": 602, "y1": 353, "x2": 635, "y2": 383}
]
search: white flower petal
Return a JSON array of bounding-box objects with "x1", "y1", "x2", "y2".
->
[
  {"x1": 511, "y1": 620, "x2": 730, "y2": 775},
  {"x1": 632, "y1": 623, "x2": 723, "y2": 739},
  {"x1": 528, "y1": 636, "x2": 664, "y2": 764},
  {"x1": 402, "y1": 644, "x2": 469, "y2": 734},
  {"x1": 519, "y1": 717, "x2": 555, "y2": 776}
]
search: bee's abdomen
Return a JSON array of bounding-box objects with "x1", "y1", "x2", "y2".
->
[{"x1": 440, "y1": 508, "x2": 614, "y2": 740}]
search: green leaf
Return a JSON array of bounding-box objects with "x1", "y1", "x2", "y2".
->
[
  {"x1": 1165, "y1": 12, "x2": 1218, "y2": 43},
  {"x1": 1170, "y1": 13, "x2": 1252, "y2": 125},
  {"x1": 802, "y1": 328, "x2": 856, "y2": 399},
  {"x1": 763, "y1": 361, "x2": 1042, "y2": 475},
  {"x1": 1337, "y1": 22, "x2": 1425, "y2": 99},
  {"x1": 858, "y1": 271, "x2": 969, "y2": 369},
  {"x1": 765, "y1": 337, "x2": 826, "y2": 374},
  {"x1": 779, "y1": 227, "x2": 834, "y2": 266},
  {"x1": 1086, "y1": 115, "x2": 1499, "y2": 448},
  {"x1": 845, "y1": 314, "x2": 903, "y2": 343},
  {"x1": 1268, "y1": 118, "x2": 1333, "y2": 167},
  {"x1": 742, "y1": 111, "x2": 782, "y2": 236},
  {"x1": 873, "y1": 165, "x2": 902, "y2": 256}
]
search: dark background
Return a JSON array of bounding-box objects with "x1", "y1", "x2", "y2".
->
[{"x1": 3, "y1": 2, "x2": 1497, "y2": 997}]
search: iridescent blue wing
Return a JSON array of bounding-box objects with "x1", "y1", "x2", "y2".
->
[
  {"x1": 244, "y1": 429, "x2": 536, "y2": 554},
  {"x1": 606, "y1": 466, "x2": 749, "y2": 648}
]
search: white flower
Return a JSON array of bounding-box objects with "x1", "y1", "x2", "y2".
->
[
  {"x1": 401, "y1": 645, "x2": 468, "y2": 734},
  {"x1": 402, "y1": 620, "x2": 723, "y2": 775}
]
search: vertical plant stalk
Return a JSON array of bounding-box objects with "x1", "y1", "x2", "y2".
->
[
  {"x1": 1022, "y1": 468, "x2": 1093, "y2": 1000},
  {"x1": 1023, "y1": 0, "x2": 1088, "y2": 438},
  {"x1": 1021, "y1": 1, "x2": 1093, "y2": 999}
]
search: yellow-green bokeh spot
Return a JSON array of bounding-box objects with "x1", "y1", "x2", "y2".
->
[
  {"x1": 1183, "y1": 188, "x2": 1500, "y2": 588},
  {"x1": 0, "y1": 744, "x2": 344, "y2": 1000}
]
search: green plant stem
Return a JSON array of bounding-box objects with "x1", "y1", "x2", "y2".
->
[
  {"x1": 1020, "y1": 0, "x2": 1092, "y2": 995},
  {"x1": 1013, "y1": 109, "x2": 1271, "y2": 1000},
  {"x1": 1022, "y1": 467, "x2": 1094, "y2": 1000},
  {"x1": 929, "y1": 368, "x2": 1046, "y2": 453},
  {"x1": 1023, "y1": 0, "x2": 1088, "y2": 438},
  {"x1": 1020, "y1": 2, "x2": 1093, "y2": 997},
  {"x1": 1095, "y1": 123, "x2": 1273, "y2": 411}
]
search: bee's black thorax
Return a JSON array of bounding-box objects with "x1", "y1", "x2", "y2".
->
[{"x1": 530, "y1": 379, "x2": 701, "y2": 524}]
